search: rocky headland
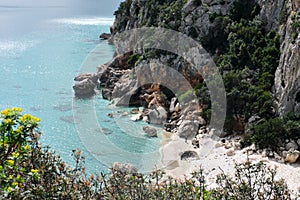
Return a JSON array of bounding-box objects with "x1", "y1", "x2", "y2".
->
[{"x1": 73, "y1": 0, "x2": 300, "y2": 191}]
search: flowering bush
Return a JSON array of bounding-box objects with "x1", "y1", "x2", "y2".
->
[{"x1": 0, "y1": 108, "x2": 298, "y2": 199}]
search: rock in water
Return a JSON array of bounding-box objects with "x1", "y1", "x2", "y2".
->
[
  {"x1": 111, "y1": 162, "x2": 138, "y2": 174},
  {"x1": 73, "y1": 73, "x2": 98, "y2": 98},
  {"x1": 131, "y1": 108, "x2": 140, "y2": 114},
  {"x1": 74, "y1": 73, "x2": 98, "y2": 82},
  {"x1": 73, "y1": 79, "x2": 96, "y2": 98},
  {"x1": 102, "y1": 88, "x2": 112, "y2": 100},
  {"x1": 131, "y1": 113, "x2": 142, "y2": 121},
  {"x1": 143, "y1": 126, "x2": 158, "y2": 137},
  {"x1": 99, "y1": 33, "x2": 111, "y2": 40}
]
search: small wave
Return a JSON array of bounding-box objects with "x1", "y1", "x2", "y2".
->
[
  {"x1": 0, "y1": 40, "x2": 37, "y2": 56},
  {"x1": 51, "y1": 17, "x2": 114, "y2": 26}
]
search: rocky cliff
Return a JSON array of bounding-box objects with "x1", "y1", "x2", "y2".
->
[
  {"x1": 272, "y1": 0, "x2": 300, "y2": 115},
  {"x1": 108, "y1": 0, "x2": 300, "y2": 115},
  {"x1": 73, "y1": 0, "x2": 299, "y2": 136}
]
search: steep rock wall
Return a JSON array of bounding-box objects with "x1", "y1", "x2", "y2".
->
[
  {"x1": 273, "y1": 0, "x2": 300, "y2": 115},
  {"x1": 109, "y1": 0, "x2": 300, "y2": 117}
]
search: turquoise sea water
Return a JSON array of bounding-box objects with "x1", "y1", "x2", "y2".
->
[{"x1": 0, "y1": 13, "x2": 161, "y2": 173}]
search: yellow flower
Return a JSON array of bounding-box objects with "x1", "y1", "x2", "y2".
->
[
  {"x1": 30, "y1": 169, "x2": 38, "y2": 174},
  {"x1": 24, "y1": 145, "x2": 30, "y2": 151},
  {"x1": 7, "y1": 186, "x2": 12, "y2": 192},
  {"x1": 15, "y1": 126, "x2": 23, "y2": 133},
  {"x1": 1, "y1": 108, "x2": 11, "y2": 116},
  {"x1": 11, "y1": 181, "x2": 18, "y2": 187},
  {"x1": 3, "y1": 119, "x2": 12, "y2": 125},
  {"x1": 8, "y1": 175, "x2": 13, "y2": 180},
  {"x1": 20, "y1": 114, "x2": 40, "y2": 123},
  {"x1": 12, "y1": 107, "x2": 22, "y2": 112},
  {"x1": 6, "y1": 160, "x2": 14, "y2": 166},
  {"x1": 12, "y1": 152, "x2": 20, "y2": 158},
  {"x1": 32, "y1": 116, "x2": 40, "y2": 122},
  {"x1": 17, "y1": 174, "x2": 21, "y2": 179}
]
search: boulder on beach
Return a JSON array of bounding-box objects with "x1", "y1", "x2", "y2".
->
[
  {"x1": 148, "y1": 106, "x2": 167, "y2": 124},
  {"x1": 169, "y1": 97, "x2": 177, "y2": 113},
  {"x1": 180, "y1": 150, "x2": 199, "y2": 161},
  {"x1": 177, "y1": 120, "x2": 199, "y2": 140},
  {"x1": 284, "y1": 150, "x2": 300, "y2": 163}
]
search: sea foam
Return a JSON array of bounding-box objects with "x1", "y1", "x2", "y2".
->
[
  {"x1": 0, "y1": 40, "x2": 38, "y2": 56},
  {"x1": 51, "y1": 17, "x2": 114, "y2": 26}
]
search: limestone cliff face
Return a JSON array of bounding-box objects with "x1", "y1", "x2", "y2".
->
[
  {"x1": 272, "y1": 0, "x2": 300, "y2": 115},
  {"x1": 109, "y1": 0, "x2": 299, "y2": 116}
]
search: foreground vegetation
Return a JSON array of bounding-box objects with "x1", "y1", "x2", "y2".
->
[{"x1": 0, "y1": 108, "x2": 299, "y2": 199}]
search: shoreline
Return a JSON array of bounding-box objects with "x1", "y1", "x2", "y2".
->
[{"x1": 160, "y1": 133, "x2": 300, "y2": 193}]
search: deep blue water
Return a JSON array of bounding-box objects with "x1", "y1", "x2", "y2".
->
[{"x1": 0, "y1": 5, "x2": 161, "y2": 174}]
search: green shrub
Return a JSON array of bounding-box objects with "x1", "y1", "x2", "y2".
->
[
  {"x1": 0, "y1": 108, "x2": 298, "y2": 199},
  {"x1": 127, "y1": 53, "x2": 142, "y2": 66},
  {"x1": 242, "y1": 114, "x2": 300, "y2": 151},
  {"x1": 212, "y1": 161, "x2": 294, "y2": 199}
]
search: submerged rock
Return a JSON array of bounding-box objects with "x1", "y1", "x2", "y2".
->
[
  {"x1": 53, "y1": 104, "x2": 72, "y2": 112},
  {"x1": 143, "y1": 126, "x2": 158, "y2": 137},
  {"x1": 60, "y1": 116, "x2": 79, "y2": 124}
]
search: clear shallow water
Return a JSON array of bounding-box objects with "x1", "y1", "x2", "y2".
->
[{"x1": 0, "y1": 13, "x2": 161, "y2": 173}]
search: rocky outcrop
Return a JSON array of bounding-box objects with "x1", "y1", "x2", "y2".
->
[
  {"x1": 72, "y1": 0, "x2": 299, "y2": 151},
  {"x1": 99, "y1": 33, "x2": 111, "y2": 40}
]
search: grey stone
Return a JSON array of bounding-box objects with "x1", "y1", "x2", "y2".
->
[
  {"x1": 177, "y1": 120, "x2": 199, "y2": 140},
  {"x1": 111, "y1": 162, "x2": 138, "y2": 174},
  {"x1": 169, "y1": 97, "x2": 177, "y2": 113},
  {"x1": 143, "y1": 126, "x2": 158, "y2": 137},
  {"x1": 148, "y1": 106, "x2": 168, "y2": 125},
  {"x1": 73, "y1": 78, "x2": 96, "y2": 98},
  {"x1": 286, "y1": 140, "x2": 298, "y2": 151}
]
